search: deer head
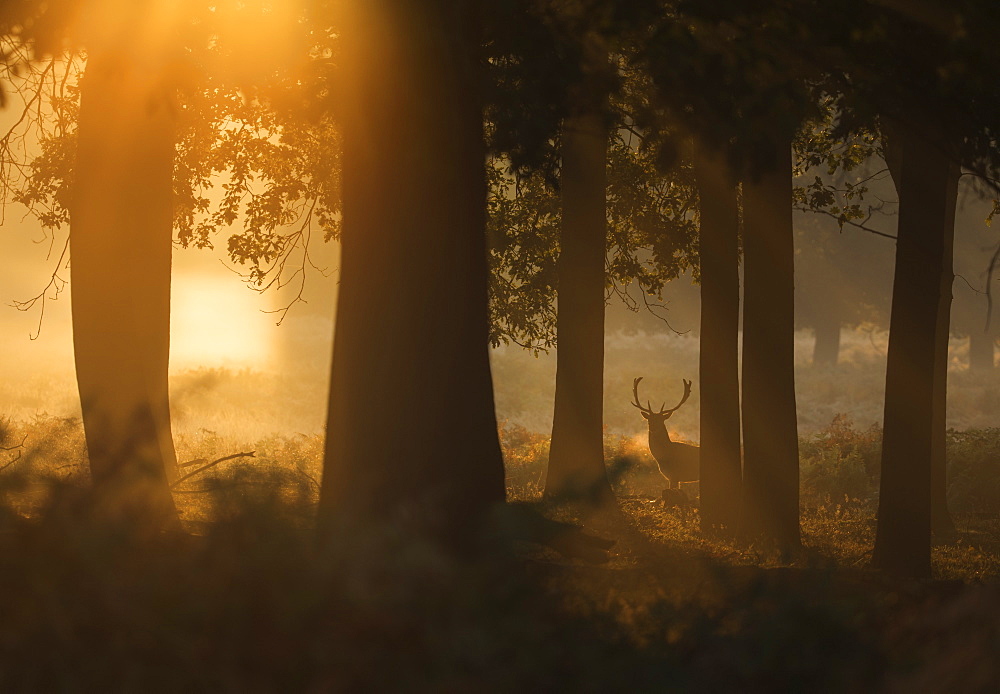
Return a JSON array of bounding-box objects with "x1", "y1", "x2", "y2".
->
[{"x1": 631, "y1": 377, "x2": 692, "y2": 423}]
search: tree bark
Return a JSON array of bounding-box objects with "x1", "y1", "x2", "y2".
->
[
  {"x1": 812, "y1": 312, "x2": 841, "y2": 368},
  {"x1": 969, "y1": 330, "x2": 995, "y2": 371},
  {"x1": 872, "y1": 126, "x2": 951, "y2": 579},
  {"x1": 931, "y1": 166, "x2": 959, "y2": 541},
  {"x1": 544, "y1": 112, "x2": 614, "y2": 508},
  {"x1": 319, "y1": 2, "x2": 505, "y2": 550},
  {"x1": 693, "y1": 140, "x2": 742, "y2": 534},
  {"x1": 740, "y1": 139, "x2": 801, "y2": 552},
  {"x1": 71, "y1": 48, "x2": 179, "y2": 527}
]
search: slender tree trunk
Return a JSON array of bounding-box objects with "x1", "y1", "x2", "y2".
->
[
  {"x1": 740, "y1": 139, "x2": 800, "y2": 552},
  {"x1": 969, "y1": 330, "x2": 995, "y2": 371},
  {"x1": 693, "y1": 140, "x2": 742, "y2": 534},
  {"x1": 931, "y1": 166, "x2": 959, "y2": 541},
  {"x1": 71, "y1": 49, "x2": 179, "y2": 527},
  {"x1": 872, "y1": 127, "x2": 951, "y2": 579},
  {"x1": 319, "y1": 2, "x2": 505, "y2": 550},
  {"x1": 812, "y1": 312, "x2": 841, "y2": 368},
  {"x1": 544, "y1": 112, "x2": 614, "y2": 508}
]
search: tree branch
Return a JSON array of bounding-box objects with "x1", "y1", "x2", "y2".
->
[{"x1": 170, "y1": 451, "x2": 256, "y2": 489}]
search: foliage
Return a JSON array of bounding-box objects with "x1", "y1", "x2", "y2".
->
[
  {"x1": 604, "y1": 433, "x2": 659, "y2": 497},
  {"x1": 484, "y1": 16, "x2": 701, "y2": 351},
  {"x1": 173, "y1": 77, "x2": 341, "y2": 315},
  {"x1": 947, "y1": 428, "x2": 1000, "y2": 514},
  {"x1": 801, "y1": 446, "x2": 875, "y2": 511},
  {"x1": 799, "y1": 414, "x2": 881, "y2": 509},
  {"x1": 498, "y1": 421, "x2": 550, "y2": 499},
  {"x1": 791, "y1": 102, "x2": 891, "y2": 238},
  {"x1": 3, "y1": 6, "x2": 342, "y2": 323},
  {"x1": 487, "y1": 135, "x2": 697, "y2": 351},
  {"x1": 825, "y1": 0, "x2": 1000, "y2": 182},
  {"x1": 639, "y1": 1, "x2": 826, "y2": 177},
  {"x1": 798, "y1": 416, "x2": 1000, "y2": 519},
  {"x1": 0, "y1": 413, "x2": 996, "y2": 687},
  {"x1": 0, "y1": 52, "x2": 79, "y2": 228},
  {"x1": 486, "y1": 160, "x2": 560, "y2": 351},
  {"x1": 606, "y1": 132, "x2": 698, "y2": 293},
  {"x1": 0, "y1": 468, "x2": 899, "y2": 692}
]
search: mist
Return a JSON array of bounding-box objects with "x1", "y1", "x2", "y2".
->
[
  {"x1": 4, "y1": 237, "x2": 999, "y2": 444},
  {"x1": 4, "y1": 3, "x2": 1000, "y2": 687}
]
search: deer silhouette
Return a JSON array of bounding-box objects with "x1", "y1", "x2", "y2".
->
[{"x1": 631, "y1": 377, "x2": 700, "y2": 502}]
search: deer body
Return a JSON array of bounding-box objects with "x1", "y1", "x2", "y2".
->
[
  {"x1": 632, "y1": 378, "x2": 700, "y2": 490},
  {"x1": 645, "y1": 419, "x2": 700, "y2": 489}
]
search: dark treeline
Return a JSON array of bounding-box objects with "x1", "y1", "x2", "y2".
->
[{"x1": 2, "y1": 0, "x2": 1000, "y2": 687}]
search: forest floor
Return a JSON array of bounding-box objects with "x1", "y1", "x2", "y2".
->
[
  {"x1": 517, "y1": 497, "x2": 1000, "y2": 692},
  {"x1": 1, "y1": 415, "x2": 999, "y2": 691}
]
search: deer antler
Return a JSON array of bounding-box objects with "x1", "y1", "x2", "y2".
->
[
  {"x1": 632, "y1": 377, "x2": 692, "y2": 416},
  {"x1": 631, "y1": 377, "x2": 654, "y2": 414},
  {"x1": 663, "y1": 379, "x2": 692, "y2": 415}
]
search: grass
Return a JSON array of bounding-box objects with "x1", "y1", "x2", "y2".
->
[
  {"x1": 504, "y1": 416, "x2": 1000, "y2": 582},
  {"x1": 3, "y1": 413, "x2": 999, "y2": 581},
  {"x1": 0, "y1": 412, "x2": 998, "y2": 689}
]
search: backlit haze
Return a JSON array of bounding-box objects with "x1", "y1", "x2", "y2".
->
[
  {"x1": 4, "y1": 210, "x2": 1000, "y2": 449},
  {"x1": 1, "y1": 3, "x2": 999, "y2": 449}
]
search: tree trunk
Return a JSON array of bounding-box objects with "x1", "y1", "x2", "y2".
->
[
  {"x1": 740, "y1": 139, "x2": 801, "y2": 553},
  {"x1": 71, "y1": 49, "x2": 179, "y2": 528},
  {"x1": 969, "y1": 330, "x2": 995, "y2": 371},
  {"x1": 931, "y1": 166, "x2": 959, "y2": 541},
  {"x1": 319, "y1": 2, "x2": 505, "y2": 551},
  {"x1": 882, "y1": 127, "x2": 957, "y2": 546},
  {"x1": 693, "y1": 140, "x2": 742, "y2": 534},
  {"x1": 872, "y1": 127, "x2": 951, "y2": 579},
  {"x1": 544, "y1": 112, "x2": 614, "y2": 508},
  {"x1": 812, "y1": 312, "x2": 841, "y2": 368}
]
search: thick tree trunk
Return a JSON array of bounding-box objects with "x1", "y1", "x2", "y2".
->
[
  {"x1": 969, "y1": 330, "x2": 995, "y2": 371},
  {"x1": 544, "y1": 112, "x2": 613, "y2": 507},
  {"x1": 693, "y1": 140, "x2": 742, "y2": 534},
  {"x1": 740, "y1": 140, "x2": 801, "y2": 552},
  {"x1": 883, "y1": 128, "x2": 957, "y2": 546},
  {"x1": 812, "y1": 312, "x2": 841, "y2": 368},
  {"x1": 931, "y1": 167, "x2": 959, "y2": 541},
  {"x1": 872, "y1": 127, "x2": 951, "y2": 579},
  {"x1": 71, "y1": 49, "x2": 179, "y2": 527},
  {"x1": 319, "y1": 2, "x2": 505, "y2": 550}
]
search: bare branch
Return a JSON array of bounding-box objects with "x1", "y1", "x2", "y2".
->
[
  {"x1": 10, "y1": 234, "x2": 70, "y2": 339},
  {"x1": 170, "y1": 451, "x2": 257, "y2": 489},
  {"x1": 795, "y1": 204, "x2": 898, "y2": 240},
  {"x1": 0, "y1": 434, "x2": 28, "y2": 452},
  {"x1": 955, "y1": 274, "x2": 985, "y2": 295},
  {"x1": 0, "y1": 434, "x2": 28, "y2": 472}
]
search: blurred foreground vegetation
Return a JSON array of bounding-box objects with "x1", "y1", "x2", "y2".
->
[{"x1": 0, "y1": 413, "x2": 997, "y2": 690}]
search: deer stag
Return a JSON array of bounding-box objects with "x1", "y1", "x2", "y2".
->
[{"x1": 631, "y1": 378, "x2": 699, "y2": 499}]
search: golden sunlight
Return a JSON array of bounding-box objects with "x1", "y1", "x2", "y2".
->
[
  {"x1": 170, "y1": 273, "x2": 272, "y2": 369},
  {"x1": 71, "y1": 0, "x2": 187, "y2": 56},
  {"x1": 208, "y1": 0, "x2": 309, "y2": 82}
]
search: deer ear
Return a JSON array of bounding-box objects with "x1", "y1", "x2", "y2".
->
[{"x1": 641, "y1": 411, "x2": 650, "y2": 420}]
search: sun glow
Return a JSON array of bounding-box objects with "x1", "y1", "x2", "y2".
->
[
  {"x1": 170, "y1": 274, "x2": 272, "y2": 370},
  {"x1": 66, "y1": 0, "x2": 309, "y2": 83}
]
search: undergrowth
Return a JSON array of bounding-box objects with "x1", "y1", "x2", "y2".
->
[{"x1": 0, "y1": 414, "x2": 997, "y2": 689}]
